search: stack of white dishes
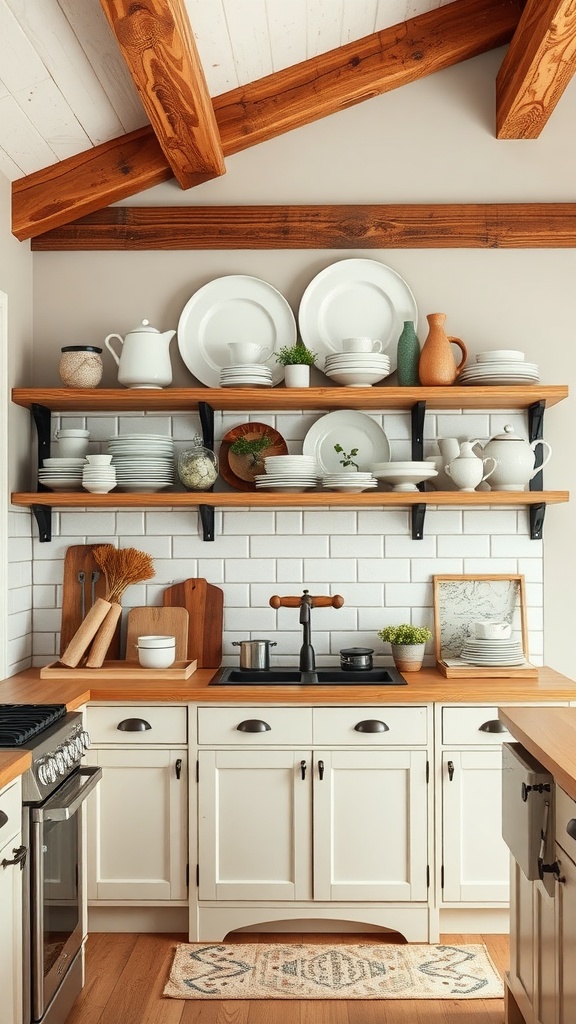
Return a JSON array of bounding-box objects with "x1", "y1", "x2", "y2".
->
[
  {"x1": 255, "y1": 454, "x2": 319, "y2": 492},
  {"x1": 82, "y1": 454, "x2": 117, "y2": 494},
  {"x1": 459, "y1": 349, "x2": 540, "y2": 386},
  {"x1": 38, "y1": 457, "x2": 86, "y2": 492},
  {"x1": 460, "y1": 637, "x2": 526, "y2": 667},
  {"x1": 371, "y1": 461, "x2": 438, "y2": 492},
  {"x1": 324, "y1": 352, "x2": 391, "y2": 387},
  {"x1": 108, "y1": 433, "x2": 175, "y2": 493},
  {"x1": 321, "y1": 472, "x2": 378, "y2": 493},
  {"x1": 220, "y1": 364, "x2": 273, "y2": 388}
]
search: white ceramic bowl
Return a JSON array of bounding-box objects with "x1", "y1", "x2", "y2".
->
[
  {"x1": 136, "y1": 635, "x2": 177, "y2": 648},
  {"x1": 371, "y1": 464, "x2": 438, "y2": 491},
  {"x1": 475, "y1": 350, "x2": 525, "y2": 363},
  {"x1": 82, "y1": 482, "x2": 117, "y2": 493},
  {"x1": 85, "y1": 454, "x2": 113, "y2": 465},
  {"x1": 325, "y1": 368, "x2": 390, "y2": 387},
  {"x1": 137, "y1": 646, "x2": 176, "y2": 669}
]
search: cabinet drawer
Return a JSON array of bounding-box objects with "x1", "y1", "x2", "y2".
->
[
  {"x1": 556, "y1": 786, "x2": 576, "y2": 861},
  {"x1": 197, "y1": 707, "x2": 312, "y2": 745},
  {"x1": 313, "y1": 706, "x2": 428, "y2": 745},
  {"x1": 0, "y1": 780, "x2": 21, "y2": 846},
  {"x1": 442, "y1": 707, "x2": 511, "y2": 745},
  {"x1": 87, "y1": 705, "x2": 187, "y2": 744}
]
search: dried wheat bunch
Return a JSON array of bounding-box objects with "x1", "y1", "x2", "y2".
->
[{"x1": 92, "y1": 544, "x2": 155, "y2": 604}]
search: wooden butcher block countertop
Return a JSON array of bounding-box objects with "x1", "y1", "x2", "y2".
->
[
  {"x1": 499, "y1": 706, "x2": 576, "y2": 801},
  {"x1": 1, "y1": 665, "x2": 575, "y2": 787}
]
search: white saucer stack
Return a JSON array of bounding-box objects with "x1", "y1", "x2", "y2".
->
[
  {"x1": 459, "y1": 349, "x2": 540, "y2": 385},
  {"x1": 108, "y1": 434, "x2": 175, "y2": 492},
  {"x1": 38, "y1": 457, "x2": 86, "y2": 492},
  {"x1": 82, "y1": 455, "x2": 117, "y2": 494},
  {"x1": 460, "y1": 637, "x2": 526, "y2": 666},
  {"x1": 255, "y1": 455, "x2": 319, "y2": 492},
  {"x1": 220, "y1": 364, "x2": 273, "y2": 388},
  {"x1": 321, "y1": 472, "x2": 377, "y2": 493},
  {"x1": 324, "y1": 352, "x2": 391, "y2": 387}
]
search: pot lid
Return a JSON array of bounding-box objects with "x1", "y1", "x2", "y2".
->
[
  {"x1": 61, "y1": 345, "x2": 103, "y2": 353},
  {"x1": 340, "y1": 647, "x2": 374, "y2": 656},
  {"x1": 488, "y1": 424, "x2": 525, "y2": 441}
]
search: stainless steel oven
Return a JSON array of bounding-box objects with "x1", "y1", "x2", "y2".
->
[{"x1": 0, "y1": 704, "x2": 101, "y2": 1024}]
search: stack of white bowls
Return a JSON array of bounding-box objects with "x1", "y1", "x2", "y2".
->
[
  {"x1": 459, "y1": 349, "x2": 540, "y2": 385},
  {"x1": 38, "y1": 457, "x2": 86, "y2": 491},
  {"x1": 255, "y1": 455, "x2": 319, "y2": 492},
  {"x1": 136, "y1": 635, "x2": 176, "y2": 669},
  {"x1": 324, "y1": 341, "x2": 391, "y2": 386},
  {"x1": 220, "y1": 364, "x2": 273, "y2": 388},
  {"x1": 372, "y1": 461, "x2": 438, "y2": 492},
  {"x1": 108, "y1": 433, "x2": 175, "y2": 492},
  {"x1": 321, "y1": 472, "x2": 378, "y2": 493},
  {"x1": 82, "y1": 454, "x2": 117, "y2": 494}
]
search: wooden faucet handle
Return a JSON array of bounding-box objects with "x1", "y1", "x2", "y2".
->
[{"x1": 269, "y1": 595, "x2": 344, "y2": 609}]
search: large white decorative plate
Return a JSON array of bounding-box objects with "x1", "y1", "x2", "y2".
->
[
  {"x1": 298, "y1": 258, "x2": 418, "y2": 372},
  {"x1": 177, "y1": 275, "x2": 296, "y2": 387},
  {"x1": 302, "y1": 411, "x2": 390, "y2": 474}
]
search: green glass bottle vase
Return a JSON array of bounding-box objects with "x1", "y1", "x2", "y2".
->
[{"x1": 396, "y1": 320, "x2": 421, "y2": 386}]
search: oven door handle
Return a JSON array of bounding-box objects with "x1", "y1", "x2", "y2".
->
[{"x1": 32, "y1": 766, "x2": 102, "y2": 822}]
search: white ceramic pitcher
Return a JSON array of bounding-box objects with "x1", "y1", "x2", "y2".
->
[{"x1": 104, "y1": 319, "x2": 175, "y2": 389}]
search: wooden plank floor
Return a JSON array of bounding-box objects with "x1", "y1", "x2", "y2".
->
[{"x1": 66, "y1": 932, "x2": 509, "y2": 1024}]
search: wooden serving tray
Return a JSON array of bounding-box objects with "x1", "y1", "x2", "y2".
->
[
  {"x1": 435, "y1": 658, "x2": 538, "y2": 679},
  {"x1": 40, "y1": 659, "x2": 197, "y2": 680}
]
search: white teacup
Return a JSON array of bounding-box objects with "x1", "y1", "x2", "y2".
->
[
  {"x1": 473, "y1": 621, "x2": 512, "y2": 640},
  {"x1": 228, "y1": 341, "x2": 271, "y2": 364},
  {"x1": 54, "y1": 432, "x2": 90, "y2": 458},
  {"x1": 342, "y1": 337, "x2": 383, "y2": 354}
]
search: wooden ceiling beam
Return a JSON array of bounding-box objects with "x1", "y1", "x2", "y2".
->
[
  {"x1": 30, "y1": 203, "x2": 576, "y2": 251},
  {"x1": 497, "y1": 0, "x2": 576, "y2": 138},
  {"x1": 99, "y1": 0, "x2": 225, "y2": 186},
  {"x1": 12, "y1": 0, "x2": 522, "y2": 242}
]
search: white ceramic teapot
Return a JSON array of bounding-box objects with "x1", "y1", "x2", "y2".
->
[
  {"x1": 104, "y1": 319, "x2": 175, "y2": 389},
  {"x1": 476, "y1": 424, "x2": 552, "y2": 491}
]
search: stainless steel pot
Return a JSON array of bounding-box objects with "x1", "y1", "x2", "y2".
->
[
  {"x1": 232, "y1": 639, "x2": 277, "y2": 671},
  {"x1": 339, "y1": 647, "x2": 374, "y2": 671}
]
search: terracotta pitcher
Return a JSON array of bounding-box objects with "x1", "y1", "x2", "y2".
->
[{"x1": 418, "y1": 313, "x2": 468, "y2": 386}]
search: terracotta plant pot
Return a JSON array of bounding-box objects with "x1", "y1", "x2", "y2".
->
[{"x1": 391, "y1": 642, "x2": 426, "y2": 672}]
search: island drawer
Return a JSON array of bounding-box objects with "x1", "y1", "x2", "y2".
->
[
  {"x1": 313, "y1": 706, "x2": 428, "y2": 745},
  {"x1": 197, "y1": 707, "x2": 313, "y2": 745},
  {"x1": 87, "y1": 705, "x2": 187, "y2": 744},
  {"x1": 442, "y1": 704, "x2": 569, "y2": 745}
]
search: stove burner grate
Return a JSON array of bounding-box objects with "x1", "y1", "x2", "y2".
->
[{"x1": 0, "y1": 703, "x2": 67, "y2": 747}]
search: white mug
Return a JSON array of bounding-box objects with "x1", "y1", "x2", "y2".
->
[
  {"x1": 473, "y1": 621, "x2": 512, "y2": 640},
  {"x1": 228, "y1": 341, "x2": 271, "y2": 364},
  {"x1": 342, "y1": 337, "x2": 383, "y2": 354},
  {"x1": 54, "y1": 429, "x2": 90, "y2": 459}
]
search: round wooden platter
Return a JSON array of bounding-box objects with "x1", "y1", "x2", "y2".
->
[{"x1": 219, "y1": 422, "x2": 289, "y2": 491}]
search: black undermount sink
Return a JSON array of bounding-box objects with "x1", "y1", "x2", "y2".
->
[{"x1": 210, "y1": 666, "x2": 407, "y2": 686}]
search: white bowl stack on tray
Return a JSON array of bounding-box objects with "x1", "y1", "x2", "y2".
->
[
  {"x1": 459, "y1": 349, "x2": 540, "y2": 386},
  {"x1": 255, "y1": 455, "x2": 319, "y2": 492},
  {"x1": 38, "y1": 457, "x2": 86, "y2": 492},
  {"x1": 108, "y1": 433, "x2": 175, "y2": 493},
  {"x1": 323, "y1": 350, "x2": 391, "y2": 387}
]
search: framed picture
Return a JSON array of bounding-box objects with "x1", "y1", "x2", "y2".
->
[{"x1": 432, "y1": 574, "x2": 536, "y2": 678}]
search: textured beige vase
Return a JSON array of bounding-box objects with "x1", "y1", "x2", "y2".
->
[{"x1": 391, "y1": 643, "x2": 425, "y2": 672}]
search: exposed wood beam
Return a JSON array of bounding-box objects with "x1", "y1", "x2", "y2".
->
[
  {"x1": 99, "y1": 0, "x2": 225, "y2": 186},
  {"x1": 30, "y1": 203, "x2": 576, "y2": 251},
  {"x1": 12, "y1": 0, "x2": 522, "y2": 242},
  {"x1": 497, "y1": 0, "x2": 576, "y2": 138}
]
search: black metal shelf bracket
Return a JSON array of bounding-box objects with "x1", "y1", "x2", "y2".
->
[
  {"x1": 198, "y1": 401, "x2": 214, "y2": 451},
  {"x1": 412, "y1": 503, "x2": 426, "y2": 541},
  {"x1": 528, "y1": 400, "x2": 545, "y2": 492},
  {"x1": 529, "y1": 503, "x2": 546, "y2": 541},
  {"x1": 31, "y1": 504, "x2": 52, "y2": 543},
  {"x1": 199, "y1": 505, "x2": 215, "y2": 542},
  {"x1": 410, "y1": 401, "x2": 427, "y2": 538}
]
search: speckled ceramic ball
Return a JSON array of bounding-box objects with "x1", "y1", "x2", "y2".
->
[
  {"x1": 177, "y1": 446, "x2": 218, "y2": 491},
  {"x1": 59, "y1": 346, "x2": 103, "y2": 388}
]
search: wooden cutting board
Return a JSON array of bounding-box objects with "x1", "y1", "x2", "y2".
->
[
  {"x1": 60, "y1": 544, "x2": 121, "y2": 659},
  {"x1": 125, "y1": 607, "x2": 189, "y2": 661},
  {"x1": 163, "y1": 578, "x2": 223, "y2": 668}
]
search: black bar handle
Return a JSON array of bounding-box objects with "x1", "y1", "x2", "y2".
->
[
  {"x1": 354, "y1": 720, "x2": 389, "y2": 733},
  {"x1": 318, "y1": 759, "x2": 325, "y2": 781},
  {"x1": 117, "y1": 718, "x2": 152, "y2": 731},
  {"x1": 236, "y1": 719, "x2": 271, "y2": 733},
  {"x1": 447, "y1": 760, "x2": 455, "y2": 781},
  {"x1": 175, "y1": 758, "x2": 182, "y2": 780},
  {"x1": 1, "y1": 845, "x2": 27, "y2": 870},
  {"x1": 479, "y1": 720, "x2": 508, "y2": 733},
  {"x1": 300, "y1": 760, "x2": 307, "y2": 780}
]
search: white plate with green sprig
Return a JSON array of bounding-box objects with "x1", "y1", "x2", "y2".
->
[{"x1": 302, "y1": 410, "x2": 390, "y2": 474}]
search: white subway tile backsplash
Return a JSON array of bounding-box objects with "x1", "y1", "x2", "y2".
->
[
  {"x1": 437, "y1": 535, "x2": 490, "y2": 558},
  {"x1": 223, "y1": 606, "x2": 276, "y2": 632},
  {"x1": 225, "y1": 559, "x2": 277, "y2": 582},
  {"x1": 8, "y1": 586, "x2": 35, "y2": 614},
  {"x1": 59, "y1": 511, "x2": 118, "y2": 536},
  {"x1": 385, "y1": 582, "x2": 433, "y2": 607},
  {"x1": 275, "y1": 511, "x2": 303, "y2": 534},
  {"x1": 173, "y1": 534, "x2": 248, "y2": 558},
  {"x1": 385, "y1": 535, "x2": 436, "y2": 558},
  {"x1": 223, "y1": 511, "x2": 275, "y2": 534},
  {"x1": 33, "y1": 632, "x2": 59, "y2": 656},
  {"x1": 117, "y1": 535, "x2": 172, "y2": 558},
  {"x1": 359, "y1": 606, "x2": 411, "y2": 630},
  {"x1": 197, "y1": 559, "x2": 224, "y2": 582},
  {"x1": 33, "y1": 608, "x2": 61, "y2": 632},
  {"x1": 10, "y1": 609, "x2": 33, "y2": 638},
  {"x1": 249, "y1": 583, "x2": 280, "y2": 607},
  {"x1": 304, "y1": 559, "x2": 357, "y2": 583},
  {"x1": 8, "y1": 536, "x2": 33, "y2": 562},
  {"x1": 116, "y1": 512, "x2": 146, "y2": 534},
  {"x1": 276, "y1": 559, "x2": 304, "y2": 583},
  {"x1": 330, "y1": 535, "x2": 383, "y2": 557},
  {"x1": 411, "y1": 558, "x2": 463, "y2": 581},
  {"x1": 252, "y1": 534, "x2": 328, "y2": 558},
  {"x1": 518, "y1": 558, "x2": 543, "y2": 582},
  {"x1": 334, "y1": 583, "x2": 383, "y2": 607},
  {"x1": 464, "y1": 509, "x2": 518, "y2": 534},
  {"x1": 492, "y1": 535, "x2": 543, "y2": 558},
  {"x1": 463, "y1": 558, "x2": 518, "y2": 575},
  {"x1": 303, "y1": 511, "x2": 357, "y2": 534},
  {"x1": 222, "y1": 584, "x2": 250, "y2": 606},
  {"x1": 357, "y1": 558, "x2": 410, "y2": 583},
  {"x1": 423, "y1": 510, "x2": 463, "y2": 535},
  {"x1": 146, "y1": 510, "x2": 197, "y2": 534},
  {"x1": 357, "y1": 509, "x2": 409, "y2": 535}
]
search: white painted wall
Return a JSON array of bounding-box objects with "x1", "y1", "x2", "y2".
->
[{"x1": 5, "y1": 47, "x2": 576, "y2": 676}]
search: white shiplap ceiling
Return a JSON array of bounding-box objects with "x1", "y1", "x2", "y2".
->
[{"x1": 0, "y1": 0, "x2": 460, "y2": 181}]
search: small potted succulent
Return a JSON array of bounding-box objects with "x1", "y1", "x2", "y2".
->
[
  {"x1": 275, "y1": 342, "x2": 317, "y2": 387},
  {"x1": 377, "y1": 623, "x2": 433, "y2": 672}
]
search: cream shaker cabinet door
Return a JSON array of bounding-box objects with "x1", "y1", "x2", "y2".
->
[
  {"x1": 86, "y1": 747, "x2": 188, "y2": 902},
  {"x1": 441, "y1": 749, "x2": 509, "y2": 903},
  {"x1": 313, "y1": 750, "x2": 429, "y2": 903},
  {"x1": 0, "y1": 780, "x2": 23, "y2": 1024},
  {"x1": 197, "y1": 749, "x2": 311, "y2": 901}
]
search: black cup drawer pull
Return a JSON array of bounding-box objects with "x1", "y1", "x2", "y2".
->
[
  {"x1": 300, "y1": 760, "x2": 307, "y2": 780},
  {"x1": 236, "y1": 719, "x2": 271, "y2": 733},
  {"x1": 567, "y1": 819, "x2": 576, "y2": 840},
  {"x1": 117, "y1": 718, "x2": 152, "y2": 732},
  {"x1": 354, "y1": 720, "x2": 389, "y2": 733},
  {"x1": 447, "y1": 760, "x2": 455, "y2": 781},
  {"x1": 478, "y1": 720, "x2": 508, "y2": 733},
  {"x1": 318, "y1": 759, "x2": 325, "y2": 780}
]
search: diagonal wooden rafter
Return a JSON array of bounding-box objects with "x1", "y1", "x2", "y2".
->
[
  {"x1": 496, "y1": 0, "x2": 576, "y2": 138},
  {"x1": 98, "y1": 0, "x2": 225, "y2": 186},
  {"x1": 12, "y1": 0, "x2": 523, "y2": 242}
]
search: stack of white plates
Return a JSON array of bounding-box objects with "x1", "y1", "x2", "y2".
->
[
  {"x1": 108, "y1": 434, "x2": 175, "y2": 493},
  {"x1": 324, "y1": 353, "x2": 391, "y2": 387},
  {"x1": 460, "y1": 350, "x2": 539, "y2": 386},
  {"x1": 460, "y1": 637, "x2": 526, "y2": 667},
  {"x1": 371, "y1": 461, "x2": 438, "y2": 492},
  {"x1": 322, "y1": 472, "x2": 378, "y2": 493},
  {"x1": 38, "y1": 457, "x2": 86, "y2": 492},
  {"x1": 220, "y1": 364, "x2": 273, "y2": 388},
  {"x1": 256, "y1": 455, "x2": 319, "y2": 492}
]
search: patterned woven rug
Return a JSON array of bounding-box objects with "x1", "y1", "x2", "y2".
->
[{"x1": 164, "y1": 942, "x2": 504, "y2": 1000}]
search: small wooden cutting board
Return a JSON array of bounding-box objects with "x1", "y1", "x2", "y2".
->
[
  {"x1": 125, "y1": 607, "x2": 189, "y2": 661},
  {"x1": 163, "y1": 578, "x2": 223, "y2": 668}
]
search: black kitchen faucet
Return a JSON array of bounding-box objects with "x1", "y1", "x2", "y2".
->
[{"x1": 269, "y1": 590, "x2": 345, "y2": 679}]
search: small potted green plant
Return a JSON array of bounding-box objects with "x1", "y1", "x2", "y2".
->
[
  {"x1": 377, "y1": 623, "x2": 433, "y2": 672},
  {"x1": 334, "y1": 443, "x2": 359, "y2": 471},
  {"x1": 275, "y1": 343, "x2": 317, "y2": 387}
]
